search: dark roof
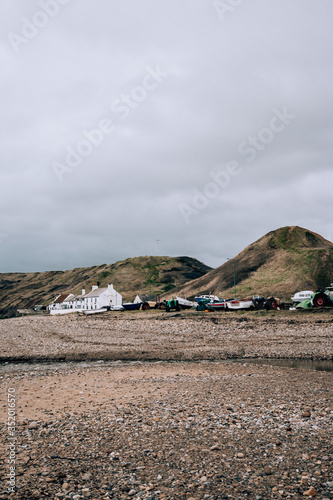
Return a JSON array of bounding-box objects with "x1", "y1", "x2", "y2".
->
[{"x1": 53, "y1": 293, "x2": 71, "y2": 304}]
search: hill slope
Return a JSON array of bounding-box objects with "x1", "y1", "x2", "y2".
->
[
  {"x1": 0, "y1": 256, "x2": 211, "y2": 318},
  {"x1": 167, "y1": 226, "x2": 333, "y2": 301}
]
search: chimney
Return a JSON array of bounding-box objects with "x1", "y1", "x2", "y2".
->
[
  {"x1": 82, "y1": 289, "x2": 85, "y2": 296},
  {"x1": 108, "y1": 283, "x2": 114, "y2": 290},
  {"x1": 92, "y1": 283, "x2": 98, "y2": 292}
]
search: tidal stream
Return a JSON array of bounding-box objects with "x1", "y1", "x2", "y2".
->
[{"x1": 1, "y1": 357, "x2": 333, "y2": 374}]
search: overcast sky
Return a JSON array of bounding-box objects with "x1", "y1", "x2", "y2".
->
[{"x1": 1, "y1": 0, "x2": 332, "y2": 272}]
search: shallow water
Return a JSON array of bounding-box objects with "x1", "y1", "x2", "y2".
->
[
  {"x1": 233, "y1": 357, "x2": 333, "y2": 372},
  {"x1": 1, "y1": 357, "x2": 333, "y2": 374},
  {"x1": 0, "y1": 359, "x2": 143, "y2": 374}
]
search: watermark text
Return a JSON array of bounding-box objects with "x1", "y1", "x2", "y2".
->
[
  {"x1": 7, "y1": 388, "x2": 16, "y2": 494},
  {"x1": 213, "y1": 0, "x2": 244, "y2": 22},
  {"x1": 7, "y1": 0, "x2": 72, "y2": 53},
  {"x1": 179, "y1": 106, "x2": 296, "y2": 224},
  {"x1": 51, "y1": 65, "x2": 169, "y2": 182}
]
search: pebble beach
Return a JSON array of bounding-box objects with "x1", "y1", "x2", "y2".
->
[{"x1": 0, "y1": 310, "x2": 332, "y2": 499}]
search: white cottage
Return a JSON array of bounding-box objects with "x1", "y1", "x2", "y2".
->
[
  {"x1": 48, "y1": 293, "x2": 75, "y2": 311},
  {"x1": 82, "y1": 283, "x2": 122, "y2": 310},
  {"x1": 49, "y1": 284, "x2": 122, "y2": 314},
  {"x1": 67, "y1": 289, "x2": 86, "y2": 310}
]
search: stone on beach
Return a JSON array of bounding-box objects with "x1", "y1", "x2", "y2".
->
[{"x1": 0, "y1": 310, "x2": 332, "y2": 499}]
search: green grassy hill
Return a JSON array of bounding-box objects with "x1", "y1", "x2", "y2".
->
[{"x1": 165, "y1": 226, "x2": 333, "y2": 302}]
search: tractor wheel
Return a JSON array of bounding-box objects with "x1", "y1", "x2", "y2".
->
[
  {"x1": 312, "y1": 292, "x2": 328, "y2": 308},
  {"x1": 142, "y1": 302, "x2": 150, "y2": 311},
  {"x1": 267, "y1": 297, "x2": 278, "y2": 310}
]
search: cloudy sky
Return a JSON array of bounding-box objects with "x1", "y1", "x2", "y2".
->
[{"x1": 1, "y1": 0, "x2": 332, "y2": 272}]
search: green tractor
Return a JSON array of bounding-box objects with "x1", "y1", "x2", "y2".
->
[
  {"x1": 165, "y1": 299, "x2": 181, "y2": 312},
  {"x1": 311, "y1": 285, "x2": 333, "y2": 308},
  {"x1": 297, "y1": 285, "x2": 333, "y2": 309}
]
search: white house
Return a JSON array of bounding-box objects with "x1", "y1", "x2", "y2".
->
[
  {"x1": 49, "y1": 284, "x2": 122, "y2": 314},
  {"x1": 82, "y1": 283, "x2": 122, "y2": 310},
  {"x1": 48, "y1": 293, "x2": 75, "y2": 311},
  {"x1": 67, "y1": 289, "x2": 86, "y2": 311}
]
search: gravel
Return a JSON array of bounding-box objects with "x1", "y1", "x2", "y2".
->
[
  {"x1": 0, "y1": 311, "x2": 332, "y2": 499},
  {"x1": 0, "y1": 309, "x2": 332, "y2": 362}
]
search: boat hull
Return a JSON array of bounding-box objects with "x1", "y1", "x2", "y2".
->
[
  {"x1": 176, "y1": 297, "x2": 194, "y2": 309},
  {"x1": 110, "y1": 305, "x2": 125, "y2": 311},
  {"x1": 291, "y1": 291, "x2": 314, "y2": 303},
  {"x1": 195, "y1": 295, "x2": 219, "y2": 304},
  {"x1": 206, "y1": 301, "x2": 226, "y2": 311},
  {"x1": 122, "y1": 303, "x2": 141, "y2": 311},
  {"x1": 226, "y1": 300, "x2": 254, "y2": 310},
  {"x1": 83, "y1": 308, "x2": 108, "y2": 315}
]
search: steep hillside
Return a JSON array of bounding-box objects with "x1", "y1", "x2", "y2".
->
[
  {"x1": 0, "y1": 256, "x2": 211, "y2": 318},
  {"x1": 166, "y1": 226, "x2": 333, "y2": 301}
]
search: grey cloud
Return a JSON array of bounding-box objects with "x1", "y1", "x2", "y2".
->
[{"x1": 1, "y1": 0, "x2": 332, "y2": 272}]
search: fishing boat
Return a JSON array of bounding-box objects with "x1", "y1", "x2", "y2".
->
[
  {"x1": 225, "y1": 299, "x2": 254, "y2": 310},
  {"x1": 206, "y1": 299, "x2": 227, "y2": 311},
  {"x1": 110, "y1": 304, "x2": 125, "y2": 311},
  {"x1": 122, "y1": 302, "x2": 141, "y2": 311},
  {"x1": 176, "y1": 297, "x2": 194, "y2": 309},
  {"x1": 291, "y1": 290, "x2": 314, "y2": 304},
  {"x1": 83, "y1": 307, "x2": 108, "y2": 315},
  {"x1": 195, "y1": 294, "x2": 219, "y2": 304}
]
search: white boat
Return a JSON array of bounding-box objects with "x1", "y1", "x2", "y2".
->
[
  {"x1": 110, "y1": 304, "x2": 125, "y2": 311},
  {"x1": 206, "y1": 300, "x2": 227, "y2": 311},
  {"x1": 176, "y1": 297, "x2": 194, "y2": 309},
  {"x1": 291, "y1": 291, "x2": 314, "y2": 304},
  {"x1": 225, "y1": 299, "x2": 254, "y2": 310},
  {"x1": 83, "y1": 308, "x2": 108, "y2": 315},
  {"x1": 195, "y1": 294, "x2": 219, "y2": 303}
]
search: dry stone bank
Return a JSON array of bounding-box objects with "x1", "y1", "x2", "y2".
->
[{"x1": 0, "y1": 310, "x2": 332, "y2": 363}]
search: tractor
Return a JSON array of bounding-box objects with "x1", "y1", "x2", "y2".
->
[
  {"x1": 311, "y1": 285, "x2": 333, "y2": 308},
  {"x1": 164, "y1": 299, "x2": 181, "y2": 312}
]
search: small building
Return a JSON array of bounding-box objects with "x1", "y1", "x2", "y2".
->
[
  {"x1": 49, "y1": 284, "x2": 122, "y2": 314},
  {"x1": 67, "y1": 289, "x2": 86, "y2": 310},
  {"x1": 82, "y1": 283, "x2": 122, "y2": 310},
  {"x1": 48, "y1": 293, "x2": 75, "y2": 311}
]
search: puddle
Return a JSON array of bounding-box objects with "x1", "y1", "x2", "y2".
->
[
  {"x1": 233, "y1": 358, "x2": 333, "y2": 372},
  {"x1": 1, "y1": 358, "x2": 333, "y2": 375},
  {"x1": 0, "y1": 359, "x2": 144, "y2": 374}
]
